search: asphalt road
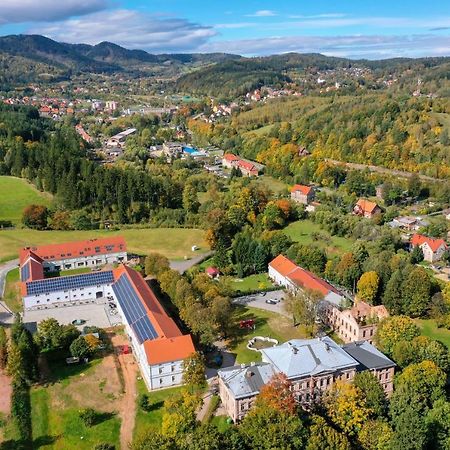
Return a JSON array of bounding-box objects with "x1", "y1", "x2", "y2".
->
[
  {"x1": 170, "y1": 251, "x2": 213, "y2": 274},
  {"x1": 232, "y1": 289, "x2": 288, "y2": 317}
]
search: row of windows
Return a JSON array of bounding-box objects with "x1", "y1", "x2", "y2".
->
[{"x1": 159, "y1": 376, "x2": 176, "y2": 384}]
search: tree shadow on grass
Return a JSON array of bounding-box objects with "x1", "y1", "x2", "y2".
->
[
  {"x1": 92, "y1": 411, "x2": 116, "y2": 426},
  {"x1": 33, "y1": 435, "x2": 59, "y2": 449}
]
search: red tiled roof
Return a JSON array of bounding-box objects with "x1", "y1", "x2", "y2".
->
[
  {"x1": 269, "y1": 255, "x2": 298, "y2": 277},
  {"x1": 287, "y1": 267, "x2": 337, "y2": 296},
  {"x1": 223, "y1": 153, "x2": 239, "y2": 162},
  {"x1": 19, "y1": 236, "x2": 126, "y2": 264},
  {"x1": 238, "y1": 160, "x2": 256, "y2": 172},
  {"x1": 144, "y1": 335, "x2": 195, "y2": 365},
  {"x1": 411, "y1": 234, "x2": 447, "y2": 253},
  {"x1": 291, "y1": 184, "x2": 312, "y2": 195},
  {"x1": 206, "y1": 267, "x2": 220, "y2": 276},
  {"x1": 355, "y1": 199, "x2": 379, "y2": 214}
]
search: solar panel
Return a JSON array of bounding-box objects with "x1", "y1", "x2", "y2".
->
[
  {"x1": 26, "y1": 271, "x2": 114, "y2": 296},
  {"x1": 112, "y1": 274, "x2": 158, "y2": 344},
  {"x1": 21, "y1": 263, "x2": 30, "y2": 281}
]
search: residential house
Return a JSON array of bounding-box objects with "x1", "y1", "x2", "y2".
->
[
  {"x1": 290, "y1": 185, "x2": 315, "y2": 205},
  {"x1": 106, "y1": 128, "x2": 137, "y2": 148},
  {"x1": 221, "y1": 153, "x2": 263, "y2": 177},
  {"x1": 324, "y1": 301, "x2": 389, "y2": 345},
  {"x1": 218, "y1": 337, "x2": 395, "y2": 421},
  {"x1": 353, "y1": 199, "x2": 382, "y2": 219},
  {"x1": 410, "y1": 234, "x2": 448, "y2": 262}
]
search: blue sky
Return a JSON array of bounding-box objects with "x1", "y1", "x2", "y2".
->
[{"x1": 1, "y1": 0, "x2": 450, "y2": 58}]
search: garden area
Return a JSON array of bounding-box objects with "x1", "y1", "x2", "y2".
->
[
  {"x1": 416, "y1": 319, "x2": 450, "y2": 350},
  {"x1": 230, "y1": 273, "x2": 274, "y2": 294},
  {"x1": 3, "y1": 268, "x2": 21, "y2": 313}
]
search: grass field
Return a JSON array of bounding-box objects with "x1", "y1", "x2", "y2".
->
[
  {"x1": 283, "y1": 219, "x2": 353, "y2": 255},
  {"x1": 0, "y1": 227, "x2": 208, "y2": 263},
  {"x1": 0, "y1": 176, "x2": 52, "y2": 224},
  {"x1": 256, "y1": 176, "x2": 289, "y2": 194},
  {"x1": 133, "y1": 379, "x2": 184, "y2": 439},
  {"x1": 3, "y1": 268, "x2": 21, "y2": 312},
  {"x1": 228, "y1": 306, "x2": 308, "y2": 364},
  {"x1": 30, "y1": 356, "x2": 122, "y2": 449},
  {"x1": 416, "y1": 319, "x2": 450, "y2": 349},
  {"x1": 230, "y1": 273, "x2": 274, "y2": 293}
]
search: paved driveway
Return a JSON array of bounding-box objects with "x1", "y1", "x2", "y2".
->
[
  {"x1": 170, "y1": 251, "x2": 213, "y2": 274},
  {"x1": 232, "y1": 290, "x2": 288, "y2": 317},
  {"x1": 23, "y1": 301, "x2": 123, "y2": 332}
]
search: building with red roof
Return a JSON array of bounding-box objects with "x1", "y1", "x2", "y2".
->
[
  {"x1": 410, "y1": 234, "x2": 448, "y2": 262},
  {"x1": 19, "y1": 238, "x2": 196, "y2": 390},
  {"x1": 268, "y1": 255, "x2": 344, "y2": 306},
  {"x1": 290, "y1": 184, "x2": 315, "y2": 205},
  {"x1": 353, "y1": 199, "x2": 382, "y2": 219},
  {"x1": 19, "y1": 236, "x2": 127, "y2": 273},
  {"x1": 222, "y1": 153, "x2": 262, "y2": 177}
]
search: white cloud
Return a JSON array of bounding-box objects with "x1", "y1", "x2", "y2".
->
[
  {"x1": 0, "y1": 0, "x2": 108, "y2": 23},
  {"x1": 247, "y1": 10, "x2": 277, "y2": 17},
  {"x1": 29, "y1": 9, "x2": 217, "y2": 52},
  {"x1": 200, "y1": 34, "x2": 450, "y2": 59},
  {"x1": 215, "y1": 22, "x2": 257, "y2": 29}
]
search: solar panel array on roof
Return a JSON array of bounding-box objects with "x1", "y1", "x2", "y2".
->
[
  {"x1": 26, "y1": 271, "x2": 114, "y2": 296},
  {"x1": 112, "y1": 274, "x2": 159, "y2": 344},
  {"x1": 21, "y1": 262, "x2": 30, "y2": 282}
]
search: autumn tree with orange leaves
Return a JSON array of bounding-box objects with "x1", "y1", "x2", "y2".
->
[{"x1": 257, "y1": 372, "x2": 297, "y2": 415}]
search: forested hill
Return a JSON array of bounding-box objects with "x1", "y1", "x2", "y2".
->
[
  {"x1": 0, "y1": 34, "x2": 241, "y2": 84},
  {"x1": 176, "y1": 53, "x2": 450, "y2": 97}
]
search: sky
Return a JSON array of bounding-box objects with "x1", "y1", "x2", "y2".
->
[{"x1": 1, "y1": 0, "x2": 450, "y2": 59}]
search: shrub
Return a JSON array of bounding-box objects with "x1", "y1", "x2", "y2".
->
[
  {"x1": 94, "y1": 444, "x2": 115, "y2": 450},
  {"x1": 139, "y1": 394, "x2": 152, "y2": 412},
  {"x1": 79, "y1": 408, "x2": 98, "y2": 427}
]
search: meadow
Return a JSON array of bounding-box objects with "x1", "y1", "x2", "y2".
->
[
  {"x1": 0, "y1": 227, "x2": 208, "y2": 263},
  {"x1": 0, "y1": 176, "x2": 52, "y2": 225}
]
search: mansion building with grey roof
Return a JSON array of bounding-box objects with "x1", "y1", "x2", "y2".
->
[{"x1": 218, "y1": 336, "x2": 395, "y2": 422}]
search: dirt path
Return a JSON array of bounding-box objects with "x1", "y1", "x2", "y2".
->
[
  {"x1": 112, "y1": 334, "x2": 138, "y2": 450},
  {"x1": 0, "y1": 370, "x2": 12, "y2": 415}
]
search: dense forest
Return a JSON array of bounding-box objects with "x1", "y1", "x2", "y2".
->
[{"x1": 189, "y1": 95, "x2": 450, "y2": 179}]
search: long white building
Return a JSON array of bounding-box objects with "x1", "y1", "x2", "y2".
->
[{"x1": 19, "y1": 238, "x2": 196, "y2": 390}]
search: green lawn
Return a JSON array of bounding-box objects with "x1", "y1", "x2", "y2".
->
[
  {"x1": 0, "y1": 176, "x2": 52, "y2": 224},
  {"x1": 0, "y1": 227, "x2": 208, "y2": 263},
  {"x1": 30, "y1": 357, "x2": 122, "y2": 450},
  {"x1": 228, "y1": 306, "x2": 308, "y2": 364},
  {"x1": 230, "y1": 273, "x2": 274, "y2": 293},
  {"x1": 3, "y1": 268, "x2": 21, "y2": 312},
  {"x1": 210, "y1": 415, "x2": 232, "y2": 432},
  {"x1": 283, "y1": 219, "x2": 353, "y2": 255},
  {"x1": 134, "y1": 379, "x2": 184, "y2": 438},
  {"x1": 416, "y1": 319, "x2": 450, "y2": 349},
  {"x1": 256, "y1": 176, "x2": 289, "y2": 194}
]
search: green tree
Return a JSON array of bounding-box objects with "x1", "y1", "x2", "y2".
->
[
  {"x1": 240, "y1": 404, "x2": 305, "y2": 450},
  {"x1": 182, "y1": 184, "x2": 200, "y2": 213},
  {"x1": 410, "y1": 245, "x2": 424, "y2": 264},
  {"x1": 284, "y1": 288, "x2": 322, "y2": 335},
  {"x1": 182, "y1": 352, "x2": 206, "y2": 389},
  {"x1": 79, "y1": 408, "x2": 99, "y2": 427},
  {"x1": 18, "y1": 328, "x2": 38, "y2": 382},
  {"x1": 426, "y1": 399, "x2": 450, "y2": 450},
  {"x1": 357, "y1": 419, "x2": 394, "y2": 450},
  {"x1": 356, "y1": 271, "x2": 380, "y2": 304},
  {"x1": 6, "y1": 341, "x2": 25, "y2": 381},
  {"x1": 403, "y1": 267, "x2": 432, "y2": 317},
  {"x1": 375, "y1": 315, "x2": 420, "y2": 356},
  {"x1": 383, "y1": 269, "x2": 406, "y2": 314},
  {"x1": 145, "y1": 253, "x2": 170, "y2": 277},
  {"x1": 70, "y1": 336, "x2": 92, "y2": 359},
  {"x1": 306, "y1": 415, "x2": 351, "y2": 450},
  {"x1": 353, "y1": 371, "x2": 387, "y2": 418},
  {"x1": 0, "y1": 326, "x2": 8, "y2": 369}
]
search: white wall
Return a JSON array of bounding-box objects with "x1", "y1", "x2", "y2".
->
[{"x1": 24, "y1": 283, "x2": 114, "y2": 310}]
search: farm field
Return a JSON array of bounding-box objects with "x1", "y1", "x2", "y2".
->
[
  {"x1": 0, "y1": 176, "x2": 52, "y2": 224},
  {"x1": 416, "y1": 319, "x2": 450, "y2": 349},
  {"x1": 228, "y1": 306, "x2": 308, "y2": 364},
  {"x1": 283, "y1": 219, "x2": 353, "y2": 255},
  {"x1": 0, "y1": 227, "x2": 208, "y2": 263}
]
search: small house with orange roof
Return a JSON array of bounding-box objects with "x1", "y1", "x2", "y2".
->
[
  {"x1": 290, "y1": 184, "x2": 315, "y2": 205},
  {"x1": 410, "y1": 234, "x2": 448, "y2": 262},
  {"x1": 353, "y1": 199, "x2": 382, "y2": 219}
]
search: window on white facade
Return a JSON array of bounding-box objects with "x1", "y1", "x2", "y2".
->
[{"x1": 159, "y1": 379, "x2": 163, "y2": 384}]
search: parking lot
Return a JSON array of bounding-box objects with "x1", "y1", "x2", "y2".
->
[
  {"x1": 232, "y1": 290, "x2": 288, "y2": 317},
  {"x1": 23, "y1": 298, "x2": 123, "y2": 331}
]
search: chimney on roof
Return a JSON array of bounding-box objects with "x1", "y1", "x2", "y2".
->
[
  {"x1": 325, "y1": 343, "x2": 330, "y2": 352},
  {"x1": 246, "y1": 370, "x2": 254, "y2": 378},
  {"x1": 292, "y1": 346, "x2": 298, "y2": 354}
]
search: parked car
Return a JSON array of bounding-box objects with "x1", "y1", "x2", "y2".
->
[
  {"x1": 72, "y1": 319, "x2": 86, "y2": 325},
  {"x1": 265, "y1": 299, "x2": 277, "y2": 305}
]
